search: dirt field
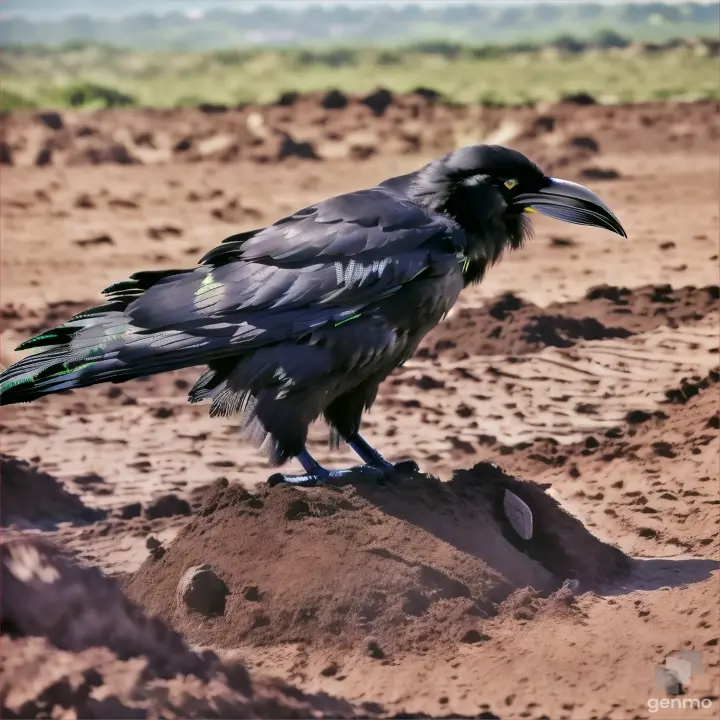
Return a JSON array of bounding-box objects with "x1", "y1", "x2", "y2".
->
[{"x1": 1, "y1": 95, "x2": 718, "y2": 719}]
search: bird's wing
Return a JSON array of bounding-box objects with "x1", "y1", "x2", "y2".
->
[
  {"x1": 205, "y1": 187, "x2": 455, "y2": 265},
  {"x1": 118, "y1": 188, "x2": 465, "y2": 347},
  {"x1": 376, "y1": 169, "x2": 423, "y2": 197}
]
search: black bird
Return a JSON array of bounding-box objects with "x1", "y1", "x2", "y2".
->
[{"x1": 0, "y1": 145, "x2": 626, "y2": 486}]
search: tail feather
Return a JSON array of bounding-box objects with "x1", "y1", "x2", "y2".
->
[
  {"x1": 0, "y1": 353, "x2": 126, "y2": 404},
  {"x1": 0, "y1": 267, "x2": 222, "y2": 407}
]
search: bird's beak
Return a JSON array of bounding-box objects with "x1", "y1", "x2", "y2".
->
[{"x1": 513, "y1": 177, "x2": 627, "y2": 238}]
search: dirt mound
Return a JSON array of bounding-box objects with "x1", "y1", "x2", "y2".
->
[
  {"x1": 503, "y1": 367, "x2": 720, "y2": 556},
  {"x1": 0, "y1": 535, "x2": 357, "y2": 719},
  {"x1": 419, "y1": 283, "x2": 719, "y2": 360},
  {"x1": 126, "y1": 466, "x2": 629, "y2": 654},
  {"x1": 0, "y1": 454, "x2": 103, "y2": 528},
  {"x1": 3, "y1": 98, "x2": 718, "y2": 169}
]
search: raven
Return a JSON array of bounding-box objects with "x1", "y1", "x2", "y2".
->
[{"x1": 0, "y1": 145, "x2": 626, "y2": 486}]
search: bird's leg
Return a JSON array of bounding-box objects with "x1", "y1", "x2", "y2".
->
[
  {"x1": 267, "y1": 447, "x2": 386, "y2": 487},
  {"x1": 346, "y1": 432, "x2": 419, "y2": 474}
]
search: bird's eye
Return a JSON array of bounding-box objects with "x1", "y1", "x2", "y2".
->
[{"x1": 504, "y1": 179, "x2": 519, "y2": 190}]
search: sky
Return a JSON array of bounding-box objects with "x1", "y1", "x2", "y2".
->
[{"x1": 1, "y1": 0, "x2": 696, "y2": 21}]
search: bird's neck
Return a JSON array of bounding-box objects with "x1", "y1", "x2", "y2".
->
[{"x1": 458, "y1": 214, "x2": 531, "y2": 287}]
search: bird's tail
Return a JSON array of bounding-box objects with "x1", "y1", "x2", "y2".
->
[{"x1": 0, "y1": 269, "x2": 226, "y2": 406}]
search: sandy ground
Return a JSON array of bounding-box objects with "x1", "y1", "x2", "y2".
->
[{"x1": 0, "y1": 96, "x2": 718, "y2": 719}]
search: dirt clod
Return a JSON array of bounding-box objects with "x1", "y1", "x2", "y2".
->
[
  {"x1": 178, "y1": 564, "x2": 229, "y2": 617},
  {"x1": 144, "y1": 493, "x2": 191, "y2": 519}
]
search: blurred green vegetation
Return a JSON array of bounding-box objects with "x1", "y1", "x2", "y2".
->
[
  {"x1": 0, "y1": 88, "x2": 38, "y2": 110},
  {"x1": 1, "y1": 37, "x2": 717, "y2": 111}
]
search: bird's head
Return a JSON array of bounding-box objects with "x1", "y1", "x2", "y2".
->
[{"x1": 409, "y1": 144, "x2": 626, "y2": 272}]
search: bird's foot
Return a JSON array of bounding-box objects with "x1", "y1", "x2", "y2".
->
[
  {"x1": 392, "y1": 459, "x2": 420, "y2": 474},
  {"x1": 268, "y1": 463, "x2": 386, "y2": 487},
  {"x1": 267, "y1": 446, "x2": 420, "y2": 488},
  {"x1": 345, "y1": 433, "x2": 419, "y2": 475}
]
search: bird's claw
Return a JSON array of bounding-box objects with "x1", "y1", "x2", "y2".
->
[
  {"x1": 268, "y1": 457, "x2": 421, "y2": 487},
  {"x1": 267, "y1": 472, "x2": 323, "y2": 487},
  {"x1": 393, "y1": 459, "x2": 420, "y2": 474},
  {"x1": 268, "y1": 463, "x2": 387, "y2": 488}
]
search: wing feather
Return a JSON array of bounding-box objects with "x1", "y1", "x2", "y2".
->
[{"x1": 122, "y1": 187, "x2": 465, "y2": 349}]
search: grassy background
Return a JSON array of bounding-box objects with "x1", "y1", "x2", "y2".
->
[{"x1": 2, "y1": 40, "x2": 718, "y2": 111}]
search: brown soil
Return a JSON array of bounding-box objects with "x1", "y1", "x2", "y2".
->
[
  {"x1": 0, "y1": 454, "x2": 104, "y2": 527},
  {"x1": 0, "y1": 535, "x2": 356, "y2": 719},
  {"x1": 418, "y1": 284, "x2": 719, "y2": 360},
  {"x1": 125, "y1": 468, "x2": 628, "y2": 653},
  {"x1": 1, "y1": 95, "x2": 718, "y2": 718}
]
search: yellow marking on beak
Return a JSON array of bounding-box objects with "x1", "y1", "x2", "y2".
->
[
  {"x1": 504, "y1": 178, "x2": 519, "y2": 190},
  {"x1": 524, "y1": 207, "x2": 538, "y2": 213}
]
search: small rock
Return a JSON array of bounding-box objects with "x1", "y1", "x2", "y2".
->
[
  {"x1": 361, "y1": 88, "x2": 394, "y2": 116},
  {"x1": 152, "y1": 406, "x2": 175, "y2": 419},
  {"x1": 532, "y1": 115, "x2": 556, "y2": 133},
  {"x1": 144, "y1": 494, "x2": 191, "y2": 520},
  {"x1": 147, "y1": 225, "x2": 182, "y2": 240},
  {"x1": 173, "y1": 137, "x2": 193, "y2": 153},
  {"x1": 580, "y1": 166, "x2": 621, "y2": 180},
  {"x1": 198, "y1": 103, "x2": 228, "y2": 114},
  {"x1": 455, "y1": 403, "x2": 474, "y2": 418},
  {"x1": 575, "y1": 402, "x2": 599, "y2": 415},
  {"x1": 150, "y1": 546, "x2": 166, "y2": 561},
  {"x1": 74, "y1": 234, "x2": 114, "y2": 248},
  {"x1": 561, "y1": 92, "x2": 597, "y2": 105},
  {"x1": 108, "y1": 143, "x2": 140, "y2": 165},
  {"x1": 108, "y1": 196, "x2": 139, "y2": 209},
  {"x1": 36, "y1": 111, "x2": 64, "y2": 131},
  {"x1": 412, "y1": 87, "x2": 442, "y2": 103},
  {"x1": 285, "y1": 499, "x2": 311, "y2": 521},
  {"x1": 569, "y1": 135, "x2": 600, "y2": 153},
  {"x1": 35, "y1": 146, "x2": 52, "y2": 167},
  {"x1": 417, "y1": 374, "x2": 444, "y2": 390},
  {"x1": 196, "y1": 133, "x2": 239, "y2": 161},
  {"x1": 549, "y1": 236, "x2": 576, "y2": 248},
  {"x1": 0, "y1": 141, "x2": 13, "y2": 166},
  {"x1": 275, "y1": 91, "x2": 300, "y2": 107},
  {"x1": 75, "y1": 125, "x2": 96, "y2": 137},
  {"x1": 119, "y1": 502, "x2": 142, "y2": 519},
  {"x1": 74, "y1": 193, "x2": 96, "y2": 209},
  {"x1": 133, "y1": 131, "x2": 156, "y2": 148},
  {"x1": 244, "y1": 585, "x2": 261, "y2": 602},
  {"x1": 626, "y1": 409, "x2": 653, "y2": 424},
  {"x1": 488, "y1": 292, "x2": 525, "y2": 320},
  {"x1": 178, "y1": 564, "x2": 229, "y2": 616},
  {"x1": 652, "y1": 441, "x2": 677, "y2": 459},
  {"x1": 350, "y1": 144, "x2": 377, "y2": 161},
  {"x1": 278, "y1": 133, "x2": 319, "y2": 161},
  {"x1": 366, "y1": 638, "x2": 385, "y2": 659},
  {"x1": 321, "y1": 89, "x2": 348, "y2": 110},
  {"x1": 211, "y1": 197, "x2": 260, "y2": 223},
  {"x1": 74, "y1": 472, "x2": 105, "y2": 487},
  {"x1": 461, "y1": 629, "x2": 490, "y2": 644}
]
